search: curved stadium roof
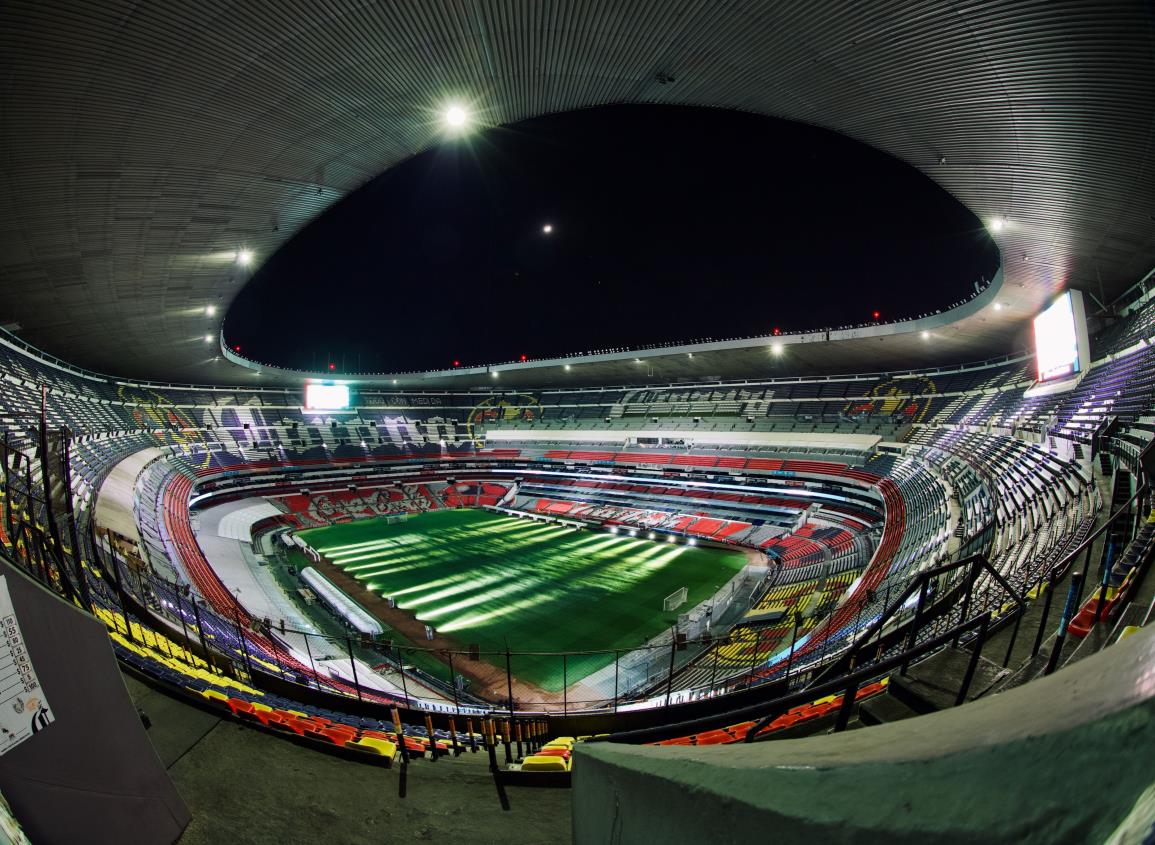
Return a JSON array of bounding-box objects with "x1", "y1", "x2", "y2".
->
[{"x1": 1, "y1": 1, "x2": 1153, "y2": 386}]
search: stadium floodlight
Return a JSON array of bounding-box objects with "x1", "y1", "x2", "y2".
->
[
  {"x1": 921, "y1": 330, "x2": 930, "y2": 339},
  {"x1": 203, "y1": 334, "x2": 213, "y2": 343},
  {"x1": 236, "y1": 249, "x2": 253, "y2": 266},
  {"x1": 988, "y1": 217, "x2": 1006, "y2": 232},
  {"x1": 444, "y1": 104, "x2": 468, "y2": 128},
  {"x1": 205, "y1": 305, "x2": 216, "y2": 316},
  {"x1": 542, "y1": 223, "x2": 553, "y2": 234},
  {"x1": 490, "y1": 370, "x2": 498, "y2": 378},
  {"x1": 687, "y1": 537, "x2": 697, "y2": 546},
  {"x1": 770, "y1": 343, "x2": 784, "y2": 356},
  {"x1": 564, "y1": 364, "x2": 572, "y2": 371},
  {"x1": 994, "y1": 302, "x2": 1004, "y2": 311},
  {"x1": 667, "y1": 534, "x2": 677, "y2": 543},
  {"x1": 648, "y1": 532, "x2": 656, "y2": 540}
]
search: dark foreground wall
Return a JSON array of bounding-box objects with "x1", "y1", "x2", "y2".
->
[
  {"x1": 0, "y1": 561, "x2": 189, "y2": 843},
  {"x1": 573, "y1": 626, "x2": 1155, "y2": 844}
]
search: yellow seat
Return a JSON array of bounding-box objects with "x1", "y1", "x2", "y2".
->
[
  {"x1": 201, "y1": 689, "x2": 229, "y2": 703},
  {"x1": 347, "y1": 737, "x2": 397, "y2": 758},
  {"x1": 1119, "y1": 625, "x2": 1142, "y2": 642},
  {"x1": 251, "y1": 701, "x2": 273, "y2": 713},
  {"x1": 521, "y1": 755, "x2": 569, "y2": 772}
]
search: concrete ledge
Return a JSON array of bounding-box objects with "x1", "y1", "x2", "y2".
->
[{"x1": 573, "y1": 626, "x2": 1155, "y2": 844}]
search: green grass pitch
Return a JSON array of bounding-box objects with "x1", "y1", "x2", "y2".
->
[{"x1": 297, "y1": 510, "x2": 748, "y2": 691}]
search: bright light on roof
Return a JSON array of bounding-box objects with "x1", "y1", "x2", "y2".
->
[
  {"x1": 237, "y1": 249, "x2": 253, "y2": 266},
  {"x1": 988, "y1": 217, "x2": 1005, "y2": 232},
  {"x1": 203, "y1": 334, "x2": 213, "y2": 343},
  {"x1": 921, "y1": 330, "x2": 930, "y2": 339},
  {"x1": 994, "y1": 302, "x2": 1004, "y2": 311},
  {"x1": 490, "y1": 370, "x2": 498, "y2": 378},
  {"x1": 205, "y1": 305, "x2": 216, "y2": 316},
  {"x1": 542, "y1": 223, "x2": 553, "y2": 234},
  {"x1": 687, "y1": 537, "x2": 697, "y2": 546},
  {"x1": 444, "y1": 104, "x2": 468, "y2": 127},
  {"x1": 564, "y1": 364, "x2": 572, "y2": 371},
  {"x1": 770, "y1": 343, "x2": 783, "y2": 355}
]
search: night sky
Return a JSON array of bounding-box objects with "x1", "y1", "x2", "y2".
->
[{"x1": 226, "y1": 105, "x2": 999, "y2": 374}]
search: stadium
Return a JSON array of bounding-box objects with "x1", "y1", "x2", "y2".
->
[{"x1": 0, "y1": 2, "x2": 1154, "y2": 843}]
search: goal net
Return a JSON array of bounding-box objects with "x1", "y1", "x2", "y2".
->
[{"x1": 662, "y1": 586, "x2": 689, "y2": 613}]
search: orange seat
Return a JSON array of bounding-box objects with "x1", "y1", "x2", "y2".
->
[
  {"x1": 319, "y1": 726, "x2": 357, "y2": 745},
  {"x1": 227, "y1": 698, "x2": 255, "y2": 718}
]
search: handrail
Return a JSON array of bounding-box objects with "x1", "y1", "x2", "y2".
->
[
  {"x1": 582, "y1": 612, "x2": 989, "y2": 746},
  {"x1": 1045, "y1": 480, "x2": 1149, "y2": 584}
]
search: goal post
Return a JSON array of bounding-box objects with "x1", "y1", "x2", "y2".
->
[{"x1": 662, "y1": 586, "x2": 688, "y2": 613}]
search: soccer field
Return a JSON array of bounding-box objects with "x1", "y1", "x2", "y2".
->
[{"x1": 297, "y1": 510, "x2": 748, "y2": 691}]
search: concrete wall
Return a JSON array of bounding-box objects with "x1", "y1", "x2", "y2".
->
[{"x1": 573, "y1": 626, "x2": 1155, "y2": 844}]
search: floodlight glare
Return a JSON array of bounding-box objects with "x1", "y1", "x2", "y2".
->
[
  {"x1": 237, "y1": 249, "x2": 253, "y2": 266},
  {"x1": 542, "y1": 223, "x2": 553, "y2": 234},
  {"x1": 205, "y1": 305, "x2": 216, "y2": 316},
  {"x1": 444, "y1": 105, "x2": 467, "y2": 127},
  {"x1": 203, "y1": 334, "x2": 213, "y2": 343},
  {"x1": 988, "y1": 218, "x2": 1005, "y2": 232},
  {"x1": 921, "y1": 331, "x2": 930, "y2": 339},
  {"x1": 771, "y1": 343, "x2": 784, "y2": 355}
]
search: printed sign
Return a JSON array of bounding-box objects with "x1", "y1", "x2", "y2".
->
[{"x1": 0, "y1": 576, "x2": 53, "y2": 754}]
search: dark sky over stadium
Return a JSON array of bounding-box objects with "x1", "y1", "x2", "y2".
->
[{"x1": 226, "y1": 105, "x2": 999, "y2": 374}]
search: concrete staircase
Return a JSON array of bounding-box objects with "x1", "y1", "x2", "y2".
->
[{"x1": 857, "y1": 646, "x2": 1011, "y2": 727}]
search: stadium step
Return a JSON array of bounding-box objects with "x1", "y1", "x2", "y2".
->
[
  {"x1": 857, "y1": 692, "x2": 919, "y2": 726},
  {"x1": 887, "y1": 647, "x2": 1010, "y2": 714}
]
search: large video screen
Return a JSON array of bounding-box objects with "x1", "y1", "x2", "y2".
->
[
  {"x1": 1034, "y1": 290, "x2": 1089, "y2": 383},
  {"x1": 304, "y1": 383, "x2": 351, "y2": 410}
]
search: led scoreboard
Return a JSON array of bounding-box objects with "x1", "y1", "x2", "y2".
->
[
  {"x1": 304, "y1": 382, "x2": 351, "y2": 410},
  {"x1": 1033, "y1": 290, "x2": 1090, "y2": 383}
]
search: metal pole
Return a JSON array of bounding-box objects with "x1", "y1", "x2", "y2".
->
[
  {"x1": 955, "y1": 614, "x2": 991, "y2": 705},
  {"x1": 398, "y1": 648, "x2": 410, "y2": 704},
  {"x1": 1030, "y1": 574, "x2": 1057, "y2": 658},
  {"x1": 447, "y1": 651, "x2": 460, "y2": 715},
  {"x1": 189, "y1": 595, "x2": 208, "y2": 654},
  {"x1": 1093, "y1": 541, "x2": 1115, "y2": 625},
  {"x1": 663, "y1": 628, "x2": 677, "y2": 714},
  {"x1": 1044, "y1": 571, "x2": 1085, "y2": 676},
  {"x1": 784, "y1": 611, "x2": 801, "y2": 685},
  {"x1": 345, "y1": 634, "x2": 363, "y2": 702},
  {"x1": 302, "y1": 631, "x2": 319, "y2": 690},
  {"x1": 231, "y1": 604, "x2": 253, "y2": 678},
  {"x1": 613, "y1": 649, "x2": 619, "y2": 713},
  {"x1": 173, "y1": 589, "x2": 194, "y2": 661},
  {"x1": 505, "y1": 647, "x2": 515, "y2": 721}
]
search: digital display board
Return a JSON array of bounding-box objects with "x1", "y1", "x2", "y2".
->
[
  {"x1": 1033, "y1": 290, "x2": 1090, "y2": 383},
  {"x1": 304, "y1": 383, "x2": 350, "y2": 410}
]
